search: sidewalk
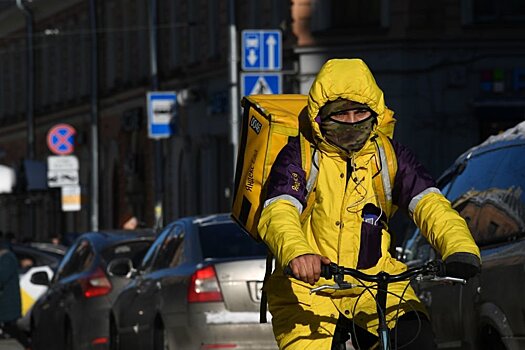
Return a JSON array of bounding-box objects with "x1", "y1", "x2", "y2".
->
[{"x1": 0, "y1": 339, "x2": 24, "y2": 350}]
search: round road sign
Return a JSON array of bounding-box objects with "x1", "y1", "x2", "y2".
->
[{"x1": 47, "y1": 123, "x2": 76, "y2": 155}]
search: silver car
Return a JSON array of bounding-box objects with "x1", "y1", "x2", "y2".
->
[{"x1": 108, "y1": 213, "x2": 278, "y2": 350}]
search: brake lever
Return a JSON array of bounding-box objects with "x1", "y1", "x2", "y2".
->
[
  {"x1": 416, "y1": 275, "x2": 467, "y2": 285},
  {"x1": 310, "y1": 282, "x2": 355, "y2": 294}
]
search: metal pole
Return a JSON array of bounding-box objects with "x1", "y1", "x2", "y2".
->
[
  {"x1": 149, "y1": 0, "x2": 163, "y2": 230},
  {"x1": 89, "y1": 0, "x2": 99, "y2": 231},
  {"x1": 16, "y1": 0, "x2": 35, "y2": 240},
  {"x1": 228, "y1": 0, "x2": 239, "y2": 171},
  {"x1": 16, "y1": 0, "x2": 34, "y2": 160}
]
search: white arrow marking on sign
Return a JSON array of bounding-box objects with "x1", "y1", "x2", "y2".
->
[
  {"x1": 266, "y1": 35, "x2": 276, "y2": 70},
  {"x1": 247, "y1": 49, "x2": 258, "y2": 66},
  {"x1": 250, "y1": 77, "x2": 273, "y2": 95}
]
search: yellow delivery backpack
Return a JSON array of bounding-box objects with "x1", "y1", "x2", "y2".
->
[
  {"x1": 232, "y1": 94, "x2": 399, "y2": 240},
  {"x1": 232, "y1": 94, "x2": 313, "y2": 240}
]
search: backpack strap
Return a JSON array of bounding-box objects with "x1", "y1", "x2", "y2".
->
[
  {"x1": 371, "y1": 131, "x2": 398, "y2": 220},
  {"x1": 300, "y1": 135, "x2": 318, "y2": 224}
]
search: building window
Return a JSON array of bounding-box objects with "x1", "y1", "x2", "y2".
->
[
  {"x1": 311, "y1": 0, "x2": 390, "y2": 32},
  {"x1": 462, "y1": 0, "x2": 525, "y2": 25}
]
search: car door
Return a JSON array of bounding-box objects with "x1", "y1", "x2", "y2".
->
[
  {"x1": 114, "y1": 224, "x2": 175, "y2": 349},
  {"x1": 136, "y1": 223, "x2": 185, "y2": 349},
  {"x1": 33, "y1": 239, "x2": 94, "y2": 350}
]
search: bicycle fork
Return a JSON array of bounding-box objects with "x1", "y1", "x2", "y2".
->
[{"x1": 376, "y1": 272, "x2": 391, "y2": 350}]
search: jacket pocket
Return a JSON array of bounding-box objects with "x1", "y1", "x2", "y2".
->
[{"x1": 356, "y1": 222, "x2": 382, "y2": 270}]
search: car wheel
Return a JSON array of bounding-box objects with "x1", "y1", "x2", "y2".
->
[
  {"x1": 109, "y1": 316, "x2": 121, "y2": 350},
  {"x1": 153, "y1": 318, "x2": 169, "y2": 350},
  {"x1": 480, "y1": 325, "x2": 506, "y2": 350},
  {"x1": 65, "y1": 321, "x2": 75, "y2": 350},
  {"x1": 30, "y1": 318, "x2": 40, "y2": 350}
]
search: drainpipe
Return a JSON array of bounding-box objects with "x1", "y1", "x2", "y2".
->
[
  {"x1": 89, "y1": 0, "x2": 99, "y2": 231},
  {"x1": 228, "y1": 0, "x2": 239, "y2": 178},
  {"x1": 148, "y1": 0, "x2": 164, "y2": 231},
  {"x1": 16, "y1": 0, "x2": 35, "y2": 159},
  {"x1": 16, "y1": 0, "x2": 35, "y2": 239}
]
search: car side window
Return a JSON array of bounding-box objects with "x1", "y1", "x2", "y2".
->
[
  {"x1": 55, "y1": 239, "x2": 94, "y2": 280},
  {"x1": 446, "y1": 144, "x2": 525, "y2": 246},
  {"x1": 150, "y1": 225, "x2": 184, "y2": 271},
  {"x1": 139, "y1": 225, "x2": 172, "y2": 271}
]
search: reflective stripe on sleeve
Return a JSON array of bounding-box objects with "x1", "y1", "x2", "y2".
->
[
  {"x1": 263, "y1": 194, "x2": 304, "y2": 213},
  {"x1": 408, "y1": 187, "x2": 442, "y2": 217}
]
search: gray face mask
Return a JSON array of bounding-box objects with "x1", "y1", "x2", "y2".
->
[{"x1": 321, "y1": 115, "x2": 375, "y2": 152}]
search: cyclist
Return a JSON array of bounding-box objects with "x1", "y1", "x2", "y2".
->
[{"x1": 257, "y1": 58, "x2": 481, "y2": 350}]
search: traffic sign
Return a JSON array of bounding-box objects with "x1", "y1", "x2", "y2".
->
[
  {"x1": 47, "y1": 170, "x2": 79, "y2": 187},
  {"x1": 47, "y1": 155, "x2": 79, "y2": 171},
  {"x1": 47, "y1": 124, "x2": 76, "y2": 155},
  {"x1": 61, "y1": 185, "x2": 81, "y2": 211},
  {"x1": 242, "y1": 30, "x2": 282, "y2": 71},
  {"x1": 147, "y1": 91, "x2": 177, "y2": 139},
  {"x1": 241, "y1": 73, "x2": 282, "y2": 96}
]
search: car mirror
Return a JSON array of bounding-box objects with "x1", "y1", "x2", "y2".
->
[
  {"x1": 30, "y1": 271, "x2": 50, "y2": 286},
  {"x1": 107, "y1": 258, "x2": 136, "y2": 278}
]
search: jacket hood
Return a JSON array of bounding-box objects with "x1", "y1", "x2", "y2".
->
[{"x1": 308, "y1": 58, "x2": 396, "y2": 153}]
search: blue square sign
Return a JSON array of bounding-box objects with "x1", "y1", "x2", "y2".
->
[
  {"x1": 147, "y1": 91, "x2": 177, "y2": 139},
  {"x1": 242, "y1": 30, "x2": 282, "y2": 71},
  {"x1": 241, "y1": 73, "x2": 282, "y2": 96}
]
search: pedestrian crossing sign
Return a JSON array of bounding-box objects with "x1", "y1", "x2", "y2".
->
[{"x1": 241, "y1": 73, "x2": 282, "y2": 97}]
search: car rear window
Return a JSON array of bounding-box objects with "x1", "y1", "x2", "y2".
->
[
  {"x1": 102, "y1": 240, "x2": 153, "y2": 266},
  {"x1": 199, "y1": 222, "x2": 267, "y2": 259}
]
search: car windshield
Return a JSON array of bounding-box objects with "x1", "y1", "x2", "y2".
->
[
  {"x1": 101, "y1": 240, "x2": 153, "y2": 267},
  {"x1": 199, "y1": 222, "x2": 267, "y2": 259}
]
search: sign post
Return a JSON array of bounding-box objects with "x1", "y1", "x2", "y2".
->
[{"x1": 46, "y1": 124, "x2": 81, "y2": 212}]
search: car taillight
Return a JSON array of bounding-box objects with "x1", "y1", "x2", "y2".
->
[
  {"x1": 80, "y1": 266, "x2": 112, "y2": 298},
  {"x1": 187, "y1": 265, "x2": 223, "y2": 303}
]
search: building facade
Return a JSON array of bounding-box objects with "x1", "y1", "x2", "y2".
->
[{"x1": 0, "y1": 0, "x2": 524, "y2": 240}]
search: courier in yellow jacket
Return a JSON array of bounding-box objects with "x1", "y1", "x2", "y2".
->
[{"x1": 257, "y1": 58, "x2": 481, "y2": 350}]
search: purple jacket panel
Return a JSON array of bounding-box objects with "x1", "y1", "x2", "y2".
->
[
  {"x1": 391, "y1": 138, "x2": 437, "y2": 212},
  {"x1": 265, "y1": 136, "x2": 308, "y2": 208}
]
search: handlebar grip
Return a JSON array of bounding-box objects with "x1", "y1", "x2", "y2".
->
[
  {"x1": 320, "y1": 264, "x2": 333, "y2": 279},
  {"x1": 284, "y1": 264, "x2": 333, "y2": 279},
  {"x1": 283, "y1": 266, "x2": 294, "y2": 277}
]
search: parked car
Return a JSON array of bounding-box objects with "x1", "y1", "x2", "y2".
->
[
  {"x1": 8, "y1": 243, "x2": 65, "y2": 333},
  {"x1": 402, "y1": 121, "x2": 525, "y2": 350},
  {"x1": 30, "y1": 229, "x2": 156, "y2": 350},
  {"x1": 108, "y1": 213, "x2": 277, "y2": 350}
]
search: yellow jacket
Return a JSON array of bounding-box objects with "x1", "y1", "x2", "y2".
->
[{"x1": 258, "y1": 58, "x2": 481, "y2": 349}]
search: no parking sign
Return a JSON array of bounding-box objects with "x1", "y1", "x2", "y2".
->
[{"x1": 47, "y1": 123, "x2": 76, "y2": 155}]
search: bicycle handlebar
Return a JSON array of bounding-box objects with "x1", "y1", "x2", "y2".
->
[
  {"x1": 319, "y1": 260, "x2": 445, "y2": 283},
  {"x1": 284, "y1": 260, "x2": 466, "y2": 291}
]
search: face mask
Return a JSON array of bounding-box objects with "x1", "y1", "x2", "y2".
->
[{"x1": 320, "y1": 115, "x2": 375, "y2": 152}]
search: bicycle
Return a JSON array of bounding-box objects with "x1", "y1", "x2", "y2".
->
[{"x1": 285, "y1": 260, "x2": 466, "y2": 350}]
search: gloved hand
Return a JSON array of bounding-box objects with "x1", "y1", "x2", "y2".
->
[{"x1": 444, "y1": 252, "x2": 481, "y2": 280}]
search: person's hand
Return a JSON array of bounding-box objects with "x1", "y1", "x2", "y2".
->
[
  {"x1": 444, "y1": 252, "x2": 481, "y2": 280},
  {"x1": 288, "y1": 254, "x2": 331, "y2": 285}
]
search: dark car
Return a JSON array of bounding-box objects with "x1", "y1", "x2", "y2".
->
[
  {"x1": 108, "y1": 213, "x2": 278, "y2": 350},
  {"x1": 30, "y1": 229, "x2": 155, "y2": 350},
  {"x1": 402, "y1": 121, "x2": 525, "y2": 350}
]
